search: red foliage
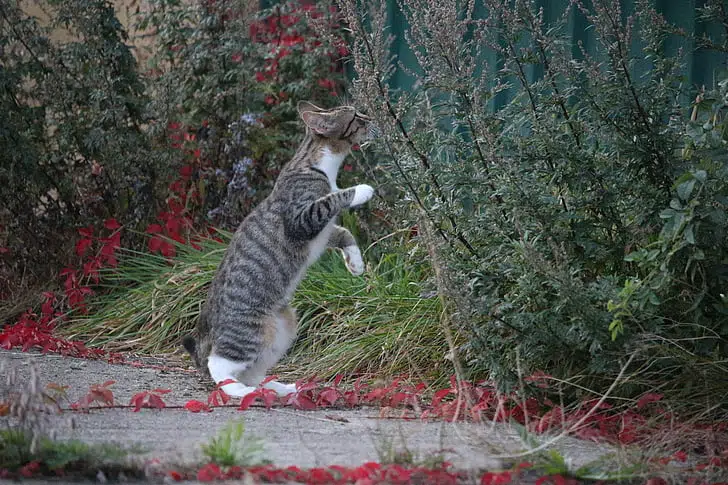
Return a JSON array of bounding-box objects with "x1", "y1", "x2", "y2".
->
[
  {"x1": 184, "y1": 400, "x2": 212, "y2": 413},
  {"x1": 71, "y1": 381, "x2": 115, "y2": 410},
  {"x1": 535, "y1": 476, "x2": 578, "y2": 485},
  {"x1": 129, "y1": 388, "x2": 171, "y2": 412},
  {"x1": 207, "y1": 379, "x2": 234, "y2": 407},
  {"x1": 0, "y1": 304, "x2": 115, "y2": 361},
  {"x1": 481, "y1": 471, "x2": 511, "y2": 485},
  {"x1": 184, "y1": 460, "x2": 467, "y2": 484}
]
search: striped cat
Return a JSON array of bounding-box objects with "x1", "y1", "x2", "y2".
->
[{"x1": 182, "y1": 101, "x2": 377, "y2": 398}]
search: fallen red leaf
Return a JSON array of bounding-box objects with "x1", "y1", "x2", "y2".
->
[{"x1": 185, "y1": 400, "x2": 212, "y2": 413}]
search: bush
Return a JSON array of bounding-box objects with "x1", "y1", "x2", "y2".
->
[
  {"x1": 338, "y1": 0, "x2": 728, "y2": 410},
  {"x1": 0, "y1": 0, "x2": 153, "y2": 302}
]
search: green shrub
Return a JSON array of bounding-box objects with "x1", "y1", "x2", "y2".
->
[
  {"x1": 338, "y1": 0, "x2": 728, "y2": 410},
  {"x1": 0, "y1": 0, "x2": 154, "y2": 298}
]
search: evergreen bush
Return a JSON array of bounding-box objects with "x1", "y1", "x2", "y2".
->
[{"x1": 338, "y1": 0, "x2": 728, "y2": 410}]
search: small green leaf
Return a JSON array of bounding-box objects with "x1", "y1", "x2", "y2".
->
[
  {"x1": 677, "y1": 179, "x2": 696, "y2": 201},
  {"x1": 684, "y1": 224, "x2": 695, "y2": 244}
]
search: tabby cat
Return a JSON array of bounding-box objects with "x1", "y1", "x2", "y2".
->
[{"x1": 182, "y1": 101, "x2": 377, "y2": 398}]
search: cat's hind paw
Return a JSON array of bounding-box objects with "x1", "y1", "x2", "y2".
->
[
  {"x1": 262, "y1": 380, "x2": 298, "y2": 397},
  {"x1": 219, "y1": 381, "x2": 257, "y2": 398}
]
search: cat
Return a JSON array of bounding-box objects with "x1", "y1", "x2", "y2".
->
[{"x1": 182, "y1": 101, "x2": 377, "y2": 398}]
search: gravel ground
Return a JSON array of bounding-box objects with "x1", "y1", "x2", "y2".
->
[{"x1": 0, "y1": 349, "x2": 618, "y2": 482}]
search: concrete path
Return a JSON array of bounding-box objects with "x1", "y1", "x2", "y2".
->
[{"x1": 0, "y1": 349, "x2": 617, "y2": 479}]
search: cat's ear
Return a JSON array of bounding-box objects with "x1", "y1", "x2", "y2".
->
[
  {"x1": 301, "y1": 111, "x2": 340, "y2": 136},
  {"x1": 297, "y1": 100, "x2": 324, "y2": 115}
]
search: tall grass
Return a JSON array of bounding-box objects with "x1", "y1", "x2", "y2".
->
[{"x1": 62, "y1": 233, "x2": 453, "y2": 383}]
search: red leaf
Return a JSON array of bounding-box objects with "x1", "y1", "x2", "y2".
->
[
  {"x1": 363, "y1": 387, "x2": 389, "y2": 403},
  {"x1": 179, "y1": 164, "x2": 194, "y2": 177},
  {"x1": 636, "y1": 393, "x2": 663, "y2": 409},
  {"x1": 19, "y1": 461, "x2": 41, "y2": 478},
  {"x1": 344, "y1": 390, "x2": 358, "y2": 407},
  {"x1": 389, "y1": 392, "x2": 408, "y2": 408},
  {"x1": 104, "y1": 218, "x2": 121, "y2": 230},
  {"x1": 295, "y1": 376, "x2": 319, "y2": 393},
  {"x1": 160, "y1": 241, "x2": 176, "y2": 258},
  {"x1": 481, "y1": 471, "x2": 511, "y2": 485},
  {"x1": 185, "y1": 400, "x2": 211, "y2": 413},
  {"x1": 78, "y1": 226, "x2": 94, "y2": 238},
  {"x1": 208, "y1": 389, "x2": 231, "y2": 407},
  {"x1": 259, "y1": 375, "x2": 278, "y2": 386},
  {"x1": 432, "y1": 388, "x2": 453, "y2": 406},
  {"x1": 645, "y1": 479, "x2": 667, "y2": 485},
  {"x1": 129, "y1": 392, "x2": 147, "y2": 412},
  {"x1": 672, "y1": 450, "x2": 687, "y2": 462},
  {"x1": 261, "y1": 389, "x2": 278, "y2": 409},
  {"x1": 152, "y1": 388, "x2": 172, "y2": 394},
  {"x1": 168, "y1": 470, "x2": 184, "y2": 481},
  {"x1": 75, "y1": 238, "x2": 93, "y2": 257},
  {"x1": 217, "y1": 379, "x2": 238, "y2": 388},
  {"x1": 290, "y1": 394, "x2": 317, "y2": 410},
  {"x1": 147, "y1": 393, "x2": 167, "y2": 409},
  {"x1": 148, "y1": 236, "x2": 162, "y2": 252},
  {"x1": 318, "y1": 388, "x2": 341, "y2": 406},
  {"x1": 239, "y1": 390, "x2": 261, "y2": 410},
  {"x1": 333, "y1": 374, "x2": 343, "y2": 387},
  {"x1": 146, "y1": 224, "x2": 163, "y2": 234},
  {"x1": 197, "y1": 463, "x2": 222, "y2": 482}
]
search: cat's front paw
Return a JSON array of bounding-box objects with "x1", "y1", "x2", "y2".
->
[
  {"x1": 350, "y1": 184, "x2": 375, "y2": 207},
  {"x1": 343, "y1": 245, "x2": 365, "y2": 276}
]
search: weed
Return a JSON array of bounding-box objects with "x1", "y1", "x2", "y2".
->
[
  {"x1": 200, "y1": 420, "x2": 268, "y2": 467},
  {"x1": 0, "y1": 361, "x2": 144, "y2": 479},
  {"x1": 0, "y1": 429, "x2": 145, "y2": 479},
  {"x1": 372, "y1": 427, "x2": 449, "y2": 469}
]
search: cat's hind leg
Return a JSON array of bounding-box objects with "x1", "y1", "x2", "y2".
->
[
  {"x1": 207, "y1": 354, "x2": 257, "y2": 398},
  {"x1": 240, "y1": 306, "x2": 298, "y2": 397},
  {"x1": 328, "y1": 225, "x2": 365, "y2": 276}
]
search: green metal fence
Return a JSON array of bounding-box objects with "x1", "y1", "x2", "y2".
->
[{"x1": 376, "y1": 1, "x2": 727, "y2": 110}]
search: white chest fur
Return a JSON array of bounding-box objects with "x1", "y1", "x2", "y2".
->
[
  {"x1": 315, "y1": 147, "x2": 346, "y2": 191},
  {"x1": 284, "y1": 222, "x2": 335, "y2": 302}
]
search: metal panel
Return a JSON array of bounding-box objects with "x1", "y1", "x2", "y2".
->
[{"x1": 357, "y1": 0, "x2": 728, "y2": 107}]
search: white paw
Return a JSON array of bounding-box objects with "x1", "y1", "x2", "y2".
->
[
  {"x1": 263, "y1": 381, "x2": 298, "y2": 397},
  {"x1": 350, "y1": 184, "x2": 374, "y2": 207},
  {"x1": 219, "y1": 382, "x2": 257, "y2": 398},
  {"x1": 343, "y1": 245, "x2": 365, "y2": 276}
]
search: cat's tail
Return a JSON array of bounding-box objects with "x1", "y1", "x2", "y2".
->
[{"x1": 182, "y1": 335, "x2": 197, "y2": 360}]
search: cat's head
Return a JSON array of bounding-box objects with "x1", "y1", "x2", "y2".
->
[{"x1": 297, "y1": 101, "x2": 379, "y2": 149}]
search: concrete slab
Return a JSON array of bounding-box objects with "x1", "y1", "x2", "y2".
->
[{"x1": 0, "y1": 350, "x2": 617, "y2": 478}]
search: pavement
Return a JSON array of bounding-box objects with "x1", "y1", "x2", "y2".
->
[{"x1": 0, "y1": 349, "x2": 618, "y2": 481}]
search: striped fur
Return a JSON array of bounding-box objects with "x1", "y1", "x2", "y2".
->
[{"x1": 182, "y1": 102, "x2": 377, "y2": 397}]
